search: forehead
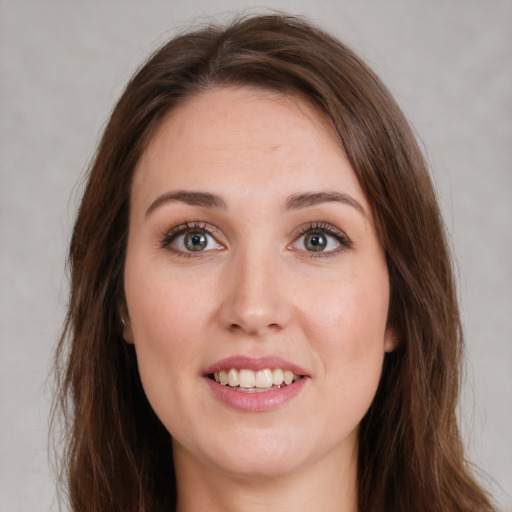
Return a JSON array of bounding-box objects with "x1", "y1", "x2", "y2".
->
[{"x1": 132, "y1": 86, "x2": 366, "y2": 211}]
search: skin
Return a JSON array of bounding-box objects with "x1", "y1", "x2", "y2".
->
[{"x1": 123, "y1": 86, "x2": 396, "y2": 512}]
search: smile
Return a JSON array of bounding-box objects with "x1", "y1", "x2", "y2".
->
[
  {"x1": 210, "y1": 368, "x2": 302, "y2": 392},
  {"x1": 204, "y1": 356, "x2": 308, "y2": 411}
]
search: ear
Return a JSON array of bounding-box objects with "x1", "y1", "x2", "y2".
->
[
  {"x1": 383, "y1": 326, "x2": 399, "y2": 353},
  {"x1": 119, "y1": 308, "x2": 135, "y2": 344}
]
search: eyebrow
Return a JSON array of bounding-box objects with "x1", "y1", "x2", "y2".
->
[
  {"x1": 145, "y1": 191, "x2": 228, "y2": 216},
  {"x1": 284, "y1": 192, "x2": 366, "y2": 217},
  {"x1": 145, "y1": 189, "x2": 366, "y2": 218}
]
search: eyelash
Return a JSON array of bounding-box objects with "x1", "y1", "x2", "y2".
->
[
  {"x1": 291, "y1": 221, "x2": 351, "y2": 258},
  {"x1": 159, "y1": 221, "x2": 351, "y2": 258},
  {"x1": 159, "y1": 221, "x2": 224, "y2": 258}
]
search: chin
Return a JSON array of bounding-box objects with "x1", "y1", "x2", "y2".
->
[
  {"x1": 184, "y1": 425, "x2": 307, "y2": 479},
  {"x1": 214, "y1": 450, "x2": 304, "y2": 481}
]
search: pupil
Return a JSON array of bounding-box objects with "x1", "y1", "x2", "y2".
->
[
  {"x1": 305, "y1": 232, "x2": 326, "y2": 251},
  {"x1": 185, "y1": 232, "x2": 207, "y2": 251}
]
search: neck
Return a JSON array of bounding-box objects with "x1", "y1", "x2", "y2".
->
[{"x1": 173, "y1": 441, "x2": 359, "y2": 512}]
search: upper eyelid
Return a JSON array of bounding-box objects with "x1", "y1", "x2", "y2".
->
[
  {"x1": 160, "y1": 221, "x2": 225, "y2": 249},
  {"x1": 291, "y1": 221, "x2": 349, "y2": 240},
  {"x1": 165, "y1": 221, "x2": 222, "y2": 238}
]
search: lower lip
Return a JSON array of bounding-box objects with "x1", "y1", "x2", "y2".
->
[{"x1": 205, "y1": 377, "x2": 308, "y2": 412}]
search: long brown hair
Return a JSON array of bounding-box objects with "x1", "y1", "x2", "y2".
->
[{"x1": 53, "y1": 13, "x2": 495, "y2": 512}]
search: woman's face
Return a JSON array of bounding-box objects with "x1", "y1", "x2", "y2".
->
[{"x1": 123, "y1": 86, "x2": 395, "y2": 481}]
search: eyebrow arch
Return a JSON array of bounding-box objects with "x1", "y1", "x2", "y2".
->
[
  {"x1": 145, "y1": 190, "x2": 228, "y2": 216},
  {"x1": 284, "y1": 191, "x2": 366, "y2": 217}
]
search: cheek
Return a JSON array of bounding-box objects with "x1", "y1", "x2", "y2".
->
[
  {"x1": 124, "y1": 262, "x2": 214, "y2": 432},
  {"x1": 299, "y1": 276, "x2": 390, "y2": 351},
  {"x1": 296, "y1": 269, "x2": 390, "y2": 403},
  {"x1": 125, "y1": 257, "x2": 213, "y2": 349},
  {"x1": 123, "y1": 255, "x2": 215, "y2": 403}
]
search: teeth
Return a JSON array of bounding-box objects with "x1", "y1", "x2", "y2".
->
[
  {"x1": 272, "y1": 368, "x2": 284, "y2": 385},
  {"x1": 212, "y1": 368, "x2": 302, "y2": 390},
  {"x1": 255, "y1": 369, "x2": 273, "y2": 388},
  {"x1": 239, "y1": 369, "x2": 256, "y2": 388},
  {"x1": 227, "y1": 368, "x2": 238, "y2": 387}
]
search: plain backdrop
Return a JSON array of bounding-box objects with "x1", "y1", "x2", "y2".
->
[{"x1": 0, "y1": 1, "x2": 511, "y2": 511}]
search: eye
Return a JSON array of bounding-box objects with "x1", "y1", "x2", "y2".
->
[
  {"x1": 161, "y1": 223, "x2": 224, "y2": 255},
  {"x1": 303, "y1": 232, "x2": 336, "y2": 252},
  {"x1": 295, "y1": 231, "x2": 340, "y2": 252},
  {"x1": 178, "y1": 230, "x2": 217, "y2": 252},
  {"x1": 290, "y1": 223, "x2": 350, "y2": 255}
]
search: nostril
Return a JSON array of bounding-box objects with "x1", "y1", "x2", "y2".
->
[{"x1": 228, "y1": 322, "x2": 281, "y2": 336}]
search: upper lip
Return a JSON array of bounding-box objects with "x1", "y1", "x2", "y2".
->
[{"x1": 203, "y1": 356, "x2": 309, "y2": 376}]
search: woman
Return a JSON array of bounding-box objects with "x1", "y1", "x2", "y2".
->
[{"x1": 53, "y1": 14, "x2": 496, "y2": 512}]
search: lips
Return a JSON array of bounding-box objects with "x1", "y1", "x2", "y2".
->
[
  {"x1": 205, "y1": 355, "x2": 308, "y2": 375},
  {"x1": 204, "y1": 356, "x2": 309, "y2": 411}
]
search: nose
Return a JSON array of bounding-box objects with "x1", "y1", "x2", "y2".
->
[{"x1": 218, "y1": 247, "x2": 292, "y2": 337}]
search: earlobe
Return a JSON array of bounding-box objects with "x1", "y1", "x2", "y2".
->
[
  {"x1": 384, "y1": 327, "x2": 399, "y2": 353},
  {"x1": 120, "y1": 312, "x2": 135, "y2": 344}
]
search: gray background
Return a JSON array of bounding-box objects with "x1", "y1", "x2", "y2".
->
[{"x1": 1, "y1": 1, "x2": 510, "y2": 511}]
